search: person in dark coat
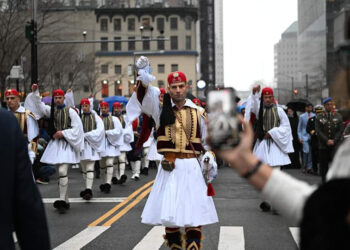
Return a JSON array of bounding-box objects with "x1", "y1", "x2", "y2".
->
[
  {"x1": 0, "y1": 108, "x2": 50, "y2": 250},
  {"x1": 286, "y1": 107, "x2": 301, "y2": 169},
  {"x1": 306, "y1": 105, "x2": 324, "y2": 175}
]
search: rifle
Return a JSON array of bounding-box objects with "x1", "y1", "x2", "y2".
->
[{"x1": 47, "y1": 95, "x2": 56, "y2": 139}]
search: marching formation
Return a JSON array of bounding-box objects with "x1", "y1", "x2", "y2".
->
[{"x1": 4, "y1": 55, "x2": 349, "y2": 250}]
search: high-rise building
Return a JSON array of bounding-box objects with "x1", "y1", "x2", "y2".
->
[
  {"x1": 214, "y1": 0, "x2": 224, "y2": 86},
  {"x1": 199, "y1": 0, "x2": 215, "y2": 90},
  {"x1": 297, "y1": 0, "x2": 349, "y2": 105},
  {"x1": 274, "y1": 21, "x2": 298, "y2": 103}
]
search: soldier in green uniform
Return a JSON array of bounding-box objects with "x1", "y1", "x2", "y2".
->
[{"x1": 315, "y1": 97, "x2": 343, "y2": 183}]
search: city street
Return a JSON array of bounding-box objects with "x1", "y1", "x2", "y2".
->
[{"x1": 29, "y1": 165, "x2": 319, "y2": 250}]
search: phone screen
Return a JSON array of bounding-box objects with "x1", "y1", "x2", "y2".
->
[{"x1": 207, "y1": 88, "x2": 240, "y2": 149}]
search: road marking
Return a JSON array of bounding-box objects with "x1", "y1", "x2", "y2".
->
[
  {"x1": 289, "y1": 227, "x2": 300, "y2": 248},
  {"x1": 53, "y1": 226, "x2": 110, "y2": 250},
  {"x1": 89, "y1": 180, "x2": 154, "y2": 227},
  {"x1": 218, "y1": 226, "x2": 245, "y2": 250},
  {"x1": 102, "y1": 186, "x2": 153, "y2": 226},
  {"x1": 132, "y1": 226, "x2": 165, "y2": 250},
  {"x1": 43, "y1": 197, "x2": 126, "y2": 203}
]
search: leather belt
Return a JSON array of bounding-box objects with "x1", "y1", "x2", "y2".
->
[{"x1": 163, "y1": 152, "x2": 197, "y2": 162}]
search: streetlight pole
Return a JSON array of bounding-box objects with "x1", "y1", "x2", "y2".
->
[
  {"x1": 305, "y1": 74, "x2": 309, "y2": 98},
  {"x1": 31, "y1": 0, "x2": 38, "y2": 85},
  {"x1": 291, "y1": 76, "x2": 294, "y2": 99}
]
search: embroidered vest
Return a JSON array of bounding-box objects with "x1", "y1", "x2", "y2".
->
[
  {"x1": 102, "y1": 115, "x2": 114, "y2": 131},
  {"x1": 14, "y1": 109, "x2": 35, "y2": 138},
  {"x1": 82, "y1": 113, "x2": 96, "y2": 133},
  {"x1": 118, "y1": 115, "x2": 126, "y2": 128},
  {"x1": 54, "y1": 107, "x2": 72, "y2": 131},
  {"x1": 14, "y1": 109, "x2": 38, "y2": 153},
  {"x1": 157, "y1": 106, "x2": 204, "y2": 155},
  {"x1": 263, "y1": 106, "x2": 280, "y2": 133}
]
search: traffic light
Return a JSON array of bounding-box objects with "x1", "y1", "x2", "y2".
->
[{"x1": 25, "y1": 21, "x2": 33, "y2": 42}]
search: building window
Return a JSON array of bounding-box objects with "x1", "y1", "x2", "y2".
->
[
  {"x1": 115, "y1": 65, "x2": 122, "y2": 74},
  {"x1": 170, "y1": 36, "x2": 178, "y2": 50},
  {"x1": 171, "y1": 64, "x2": 178, "y2": 72},
  {"x1": 101, "y1": 64, "x2": 108, "y2": 74},
  {"x1": 114, "y1": 37, "x2": 121, "y2": 51},
  {"x1": 115, "y1": 80, "x2": 122, "y2": 95},
  {"x1": 158, "y1": 80, "x2": 164, "y2": 88},
  {"x1": 101, "y1": 80, "x2": 109, "y2": 97},
  {"x1": 101, "y1": 37, "x2": 108, "y2": 51},
  {"x1": 185, "y1": 16, "x2": 191, "y2": 30},
  {"x1": 100, "y1": 18, "x2": 108, "y2": 32},
  {"x1": 128, "y1": 18, "x2": 135, "y2": 31},
  {"x1": 114, "y1": 18, "x2": 121, "y2": 31},
  {"x1": 186, "y1": 36, "x2": 191, "y2": 50},
  {"x1": 142, "y1": 17, "x2": 150, "y2": 29},
  {"x1": 128, "y1": 36, "x2": 135, "y2": 51},
  {"x1": 142, "y1": 36, "x2": 150, "y2": 50},
  {"x1": 157, "y1": 36, "x2": 165, "y2": 50},
  {"x1": 170, "y1": 17, "x2": 178, "y2": 30},
  {"x1": 157, "y1": 17, "x2": 164, "y2": 32},
  {"x1": 158, "y1": 64, "x2": 165, "y2": 73}
]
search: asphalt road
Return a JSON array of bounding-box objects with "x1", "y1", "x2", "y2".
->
[{"x1": 33, "y1": 164, "x2": 320, "y2": 250}]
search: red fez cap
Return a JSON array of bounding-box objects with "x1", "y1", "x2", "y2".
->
[
  {"x1": 261, "y1": 87, "x2": 273, "y2": 96},
  {"x1": 100, "y1": 101, "x2": 109, "y2": 108},
  {"x1": 113, "y1": 102, "x2": 122, "y2": 108},
  {"x1": 159, "y1": 88, "x2": 166, "y2": 94},
  {"x1": 201, "y1": 101, "x2": 206, "y2": 107},
  {"x1": 5, "y1": 89, "x2": 19, "y2": 96},
  {"x1": 80, "y1": 98, "x2": 90, "y2": 106},
  {"x1": 192, "y1": 98, "x2": 201, "y2": 104},
  {"x1": 167, "y1": 71, "x2": 187, "y2": 85},
  {"x1": 53, "y1": 89, "x2": 65, "y2": 97}
]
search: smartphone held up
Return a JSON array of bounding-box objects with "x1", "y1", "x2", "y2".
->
[{"x1": 207, "y1": 88, "x2": 240, "y2": 150}]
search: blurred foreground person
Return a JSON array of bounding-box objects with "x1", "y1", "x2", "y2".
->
[
  {"x1": 216, "y1": 115, "x2": 350, "y2": 250},
  {"x1": 0, "y1": 108, "x2": 50, "y2": 249}
]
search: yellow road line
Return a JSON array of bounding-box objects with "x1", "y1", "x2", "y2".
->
[
  {"x1": 89, "y1": 180, "x2": 154, "y2": 227},
  {"x1": 102, "y1": 186, "x2": 153, "y2": 226}
]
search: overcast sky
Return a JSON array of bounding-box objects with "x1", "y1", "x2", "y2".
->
[{"x1": 223, "y1": 0, "x2": 298, "y2": 91}]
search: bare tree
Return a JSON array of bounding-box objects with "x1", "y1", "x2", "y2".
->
[{"x1": 0, "y1": 0, "x2": 72, "y2": 99}]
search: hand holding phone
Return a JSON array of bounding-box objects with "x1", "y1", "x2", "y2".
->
[{"x1": 207, "y1": 88, "x2": 240, "y2": 150}]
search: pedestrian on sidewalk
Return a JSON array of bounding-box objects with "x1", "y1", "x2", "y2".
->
[
  {"x1": 287, "y1": 106, "x2": 301, "y2": 169},
  {"x1": 315, "y1": 97, "x2": 343, "y2": 183},
  {"x1": 306, "y1": 105, "x2": 324, "y2": 174},
  {"x1": 298, "y1": 103, "x2": 315, "y2": 174}
]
